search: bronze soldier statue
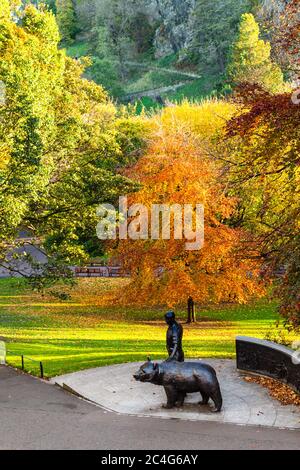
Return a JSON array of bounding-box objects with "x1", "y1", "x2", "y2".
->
[{"x1": 165, "y1": 310, "x2": 184, "y2": 362}]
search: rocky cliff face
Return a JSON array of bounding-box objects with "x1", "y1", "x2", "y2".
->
[
  {"x1": 256, "y1": 0, "x2": 289, "y2": 26},
  {"x1": 149, "y1": 0, "x2": 289, "y2": 59},
  {"x1": 149, "y1": 0, "x2": 196, "y2": 58},
  {"x1": 259, "y1": 0, "x2": 288, "y2": 16}
]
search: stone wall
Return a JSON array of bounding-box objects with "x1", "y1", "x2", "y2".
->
[{"x1": 236, "y1": 336, "x2": 300, "y2": 393}]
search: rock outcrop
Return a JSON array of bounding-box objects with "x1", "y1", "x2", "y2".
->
[{"x1": 150, "y1": 0, "x2": 196, "y2": 58}]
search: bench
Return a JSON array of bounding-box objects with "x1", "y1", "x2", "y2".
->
[{"x1": 75, "y1": 266, "x2": 129, "y2": 278}]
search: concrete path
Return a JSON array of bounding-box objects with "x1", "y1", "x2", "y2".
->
[
  {"x1": 122, "y1": 82, "x2": 190, "y2": 102},
  {"x1": 123, "y1": 61, "x2": 202, "y2": 79},
  {"x1": 0, "y1": 243, "x2": 47, "y2": 278},
  {"x1": 1, "y1": 366, "x2": 300, "y2": 450},
  {"x1": 52, "y1": 359, "x2": 300, "y2": 430}
]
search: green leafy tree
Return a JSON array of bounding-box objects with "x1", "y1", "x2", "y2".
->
[
  {"x1": 86, "y1": 23, "x2": 125, "y2": 97},
  {"x1": 55, "y1": 0, "x2": 77, "y2": 44},
  {"x1": 228, "y1": 13, "x2": 286, "y2": 93},
  {"x1": 88, "y1": 57, "x2": 125, "y2": 97},
  {"x1": 93, "y1": 0, "x2": 136, "y2": 80},
  {"x1": 186, "y1": 0, "x2": 252, "y2": 74},
  {"x1": 0, "y1": 3, "x2": 145, "y2": 287},
  {"x1": 45, "y1": 0, "x2": 56, "y2": 13}
]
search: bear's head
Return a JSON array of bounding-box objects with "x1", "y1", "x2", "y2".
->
[{"x1": 133, "y1": 357, "x2": 159, "y2": 383}]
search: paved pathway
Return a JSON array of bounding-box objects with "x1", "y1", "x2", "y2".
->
[
  {"x1": 120, "y1": 61, "x2": 200, "y2": 102},
  {"x1": 122, "y1": 82, "x2": 190, "y2": 102},
  {"x1": 52, "y1": 359, "x2": 300, "y2": 429},
  {"x1": 1, "y1": 366, "x2": 300, "y2": 449},
  {"x1": 0, "y1": 243, "x2": 47, "y2": 278},
  {"x1": 123, "y1": 61, "x2": 202, "y2": 79}
]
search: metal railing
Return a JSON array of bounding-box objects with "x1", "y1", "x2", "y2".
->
[{"x1": 6, "y1": 348, "x2": 44, "y2": 378}]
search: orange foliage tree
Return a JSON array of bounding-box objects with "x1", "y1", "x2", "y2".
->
[{"x1": 112, "y1": 110, "x2": 263, "y2": 308}]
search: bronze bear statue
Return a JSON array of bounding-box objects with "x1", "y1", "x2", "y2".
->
[{"x1": 133, "y1": 359, "x2": 222, "y2": 412}]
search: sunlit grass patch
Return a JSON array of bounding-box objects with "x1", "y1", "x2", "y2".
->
[{"x1": 0, "y1": 277, "x2": 293, "y2": 378}]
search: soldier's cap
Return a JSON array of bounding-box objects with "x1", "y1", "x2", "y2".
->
[{"x1": 165, "y1": 310, "x2": 175, "y2": 320}]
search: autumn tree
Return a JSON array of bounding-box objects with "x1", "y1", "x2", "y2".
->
[
  {"x1": 258, "y1": 0, "x2": 300, "y2": 80},
  {"x1": 228, "y1": 13, "x2": 287, "y2": 93},
  {"x1": 214, "y1": 4, "x2": 299, "y2": 328},
  {"x1": 111, "y1": 102, "x2": 263, "y2": 308},
  {"x1": 225, "y1": 3, "x2": 299, "y2": 328},
  {"x1": 224, "y1": 84, "x2": 300, "y2": 326}
]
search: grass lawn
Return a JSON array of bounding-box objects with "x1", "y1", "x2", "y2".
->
[
  {"x1": 0, "y1": 277, "x2": 294, "y2": 379},
  {"x1": 66, "y1": 41, "x2": 89, "y2": 58},
  {"x1": 165, "y1": 76, "x2": 218, "y2": 102}
]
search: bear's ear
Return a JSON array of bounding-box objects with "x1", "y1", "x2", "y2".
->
[{"x1": 147, "y1": 356, "x2": 151, "y2": 362}]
